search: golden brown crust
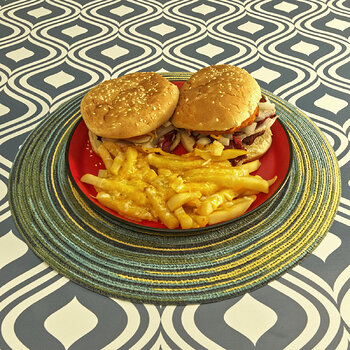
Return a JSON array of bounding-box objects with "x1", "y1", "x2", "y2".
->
[
  {"x1": 171, "y1": 65, "x2": 261, "y2": 132},
  {"x1": 81, "y1": 72, "x2": 179, "y2": 139},
  {"x1": 244, "y1": 128, "x2": 273, "y2": 163}
]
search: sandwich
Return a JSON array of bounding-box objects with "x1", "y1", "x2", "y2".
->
[
  {"x1": 80, "y1": 71, "x2": 180, "y2": 152},
  {"x1": 171, "y1": 65, "x2": 277, "y2": 163}
]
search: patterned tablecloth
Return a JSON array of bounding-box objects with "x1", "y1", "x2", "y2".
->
[{"x1": 1, "y1": 1, "x2": 349, "y2": 349}]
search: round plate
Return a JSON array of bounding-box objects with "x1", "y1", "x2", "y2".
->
[
  {"x1": 67, "y1": 82, "x2": 292, "y2": 231},
  {"x1": 8, "y1": 72, "x2": 340, "y2": 304}
]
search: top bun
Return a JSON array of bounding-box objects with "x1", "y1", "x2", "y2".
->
[
  {"x1": 171, "y1": 65, "x2": 261, "y2": 133},
  {"x1": 81, "y1": 72, "x2": 179, "y2": 139}
]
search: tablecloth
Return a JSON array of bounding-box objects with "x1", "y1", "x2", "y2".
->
[{"x1": 1, "y1": 0, "x2": 349, "y2": 349}]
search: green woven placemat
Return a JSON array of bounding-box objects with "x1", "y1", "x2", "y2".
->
[{"x1": 8, "y1": 73, "x2": 340, "y2": 304}]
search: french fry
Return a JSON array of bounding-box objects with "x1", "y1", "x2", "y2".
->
[
  {"x1": 194, "y1": 148, "x2": 247, "y2": 161},
  {"x1": 98, "y1": 169, "x2": 108, "y2": 178},
  {"x1": 174, "y1": 206, "x2": 194, "y2": 229},
  {"x1": 97, "y1": 144, "x2": 113, "y2": 170},
  {"x1": 185, "y1": 198, "x2": 202, "y2": 208},
  {"x1": 167, "y1": 192, "x2": 202, "y2": 211},
  {"x1": 170, "y1": 176, "x2": 220, "y2": 196},
  {"x1": 128, "y1": 178, "x2": 149, "y2": 191},
  {"x1": 152, "y1": 174, "x2": 177, "y2": 200},
  {"x1": 147, "y1": 153, "x2": 206, "y2": 170},
  {"x1": 81, "y1": 174, "x2": 113, "y2": 189},
  {"x1": 119, "y1": 147, "x2": 138, "y2": 178},
  {"x1": 235, "y1": 160, "x2": 261, "y2": 173},
  {"x1": 97, "y1": 192, "x2": 155, "y2": 222},
  {"x1": 147, "y1": 153, "x2": 231, "y2": 170},
  {"x1": 135, "y1": 157, "x2": 158, "y2": 181},
  {"x1": 110, "y1": 150, "x2": 125, "y2": 176},
  {"x1": 208, "y1": 196, "x2": 256, "y2": 225},
  {"x1": 183, "y1": 173, "x2": 269, "y2": 193},
  {"x1": 197, "y1": 189, "x2": 237, "y2": 216},
  {"x1": 267, "y1": 176, "x2": 277, "y2": 186},
  {"x1": 182, "y1": 166, "x2": 248, "y2": 178},
  {"x1": 88, "y1": 130, "x2": 102, "y2": 153},
  {"x1": 176, "y1": 182, "x2": 221, "y2": 196},
  {"x1": 145, "y1": 187, "x2": 179, "y2": 229},
  {"x1": 189, "y1": 213, "x2": 209, "y2": 228},
  {"x1": 233, "y1": 176, "x2": 275, "y2": 196},
  {"x1": 81, "y1": 174, "x2": 148, "y2": 206},
  {"x1": 103, "y1": 141, "x2": 122, "y2": 158},
  {"x1": 234, "y1": 176, "x2": 270, "y2": 193},
  {"x1": 142, "y1": 148, "x2": 199, "y2": 161}
]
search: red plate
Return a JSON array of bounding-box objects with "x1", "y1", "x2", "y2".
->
[{"x1": 68, "y1": 82, "x2": 292, "y2": 230}]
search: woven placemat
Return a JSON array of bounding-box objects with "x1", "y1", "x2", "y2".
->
[{"x1": 8, "y1": 73, "x2": 340, "y2": 304}]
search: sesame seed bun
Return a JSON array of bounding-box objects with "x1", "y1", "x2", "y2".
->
[
  {"x1": 80, "y1": 72, "x2": 179, "y2": 139},
  {"x1": 171, "y1": 65, "x2": 261, "y2": 133}
]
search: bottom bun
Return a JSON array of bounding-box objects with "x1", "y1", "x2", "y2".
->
[{"x1": 244, "y1": 128, "x2": 273, "y2": 163}]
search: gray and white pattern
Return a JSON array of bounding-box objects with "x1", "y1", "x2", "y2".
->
[{"x1": 1, "y1": 0, "x2": 350, "y2": 349}]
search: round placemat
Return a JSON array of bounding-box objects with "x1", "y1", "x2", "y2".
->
[{"x1": 8, "y1": 73, "x2": 340, "y2": 305}]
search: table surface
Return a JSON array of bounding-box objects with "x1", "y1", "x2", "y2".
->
[{"x1": 1, "y1": 1, "x2": 350, "y2": 349}]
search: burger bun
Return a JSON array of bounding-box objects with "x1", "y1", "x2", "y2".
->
[
  {"x1": 172, "y1": 65, "x2": 261, "y2": 133},
  {"x1": 81, "y1": 72, "x2": 179, "y2": 139}
]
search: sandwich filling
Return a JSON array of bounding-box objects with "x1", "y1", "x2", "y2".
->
[{"x1": 91, "y1": 95, "x2": 277, "y2": 164}]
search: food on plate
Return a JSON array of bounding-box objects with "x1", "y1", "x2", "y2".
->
[
  {"x1": 80, "y1": 71, "x2": 180, "y2": 152},
  {"x1": 81, "y1": 141, "x2": 276, "y2": 229},
  {"x1": 79, "y1": 67, "x2": 278, "y2": 228},
  {"x1": 171, "y1": 65, "x2": 277, "y2": 163}
]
